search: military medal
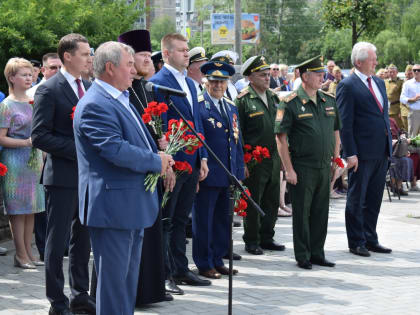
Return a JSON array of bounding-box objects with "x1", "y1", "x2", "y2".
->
[
  {"x1": 217, "y1": 122, "x2": 222, "y2": 128},
  {"x1": 232, "y1": 113, "x2": 239, "y2": 144},
  {"x1": 301, "y1": 106, "x2": 305, "y2": 112},
  {"x1": 252, "y1": 105, "x2": 256, "y2": 110},
  {"x1": 207, "y1": 117, "x2": 215, "y2": 128}
]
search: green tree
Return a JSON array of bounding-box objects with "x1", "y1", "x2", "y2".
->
[
  {"x1": 0, "y1": 0, "x2": 143, "y2": 92},
  {"x1": 321, "y1": 0, "x2": 387, "y2": 46},
  {"x1": 401, "y1": 0, "x2": 420, "y2": 62},
  {"x1": 321, "y1": 29, "x2": 353, "y2": 68},
  {"x1": 150, "y1": 16, "x2": 176, "y2": 51}
]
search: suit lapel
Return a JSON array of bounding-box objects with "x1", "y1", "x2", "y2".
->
[
  {"x1": 163, "y1": 68, "x2": 193, "y2": 116},
  {"x1": 57, "y1": 72, "x2": 78, "y2": 106},
  {"x1": 372, "y1": 76, "x2": 388, "y2": 112},
  {"x1": 351, "y1": 74, "x2": 383, "y2": 114},
  {"x1": 204, "y1": 93, "x2": 225, "y2": 126},
  {"x1": 94, "y1": 82, "x2": 154, "y2": 150},
  {"x1": 129, "y1": 103, "x2": 157, "y2": 152}
]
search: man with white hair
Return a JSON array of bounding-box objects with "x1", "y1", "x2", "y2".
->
[
  {"x1": 336, "y1": 42, "x2": 392, "y2": 258},
  {"x1": 73, "y1": 41, "x2": 174, "y2": 314},
  {"x1": 187, "y1": 47, "x2": 208, "y2": 95},
  {"x1": 211, "y1": 50, "x2": 238, "y2": 100}
]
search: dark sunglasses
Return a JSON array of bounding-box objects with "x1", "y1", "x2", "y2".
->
[
  {"x1": 413, "y1": 69, "x2": 420, "y2": 73},
  {"x1": 48, "y1": 65, "x2": 61, "y2": 70}
]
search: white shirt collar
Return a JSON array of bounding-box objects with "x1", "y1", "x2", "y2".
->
[
  {"x1": 354, "y1": 69, "x2": 370, "y2": 82},
  {"x1": 60, "y1": 67, "x2": 82, "y2": 83},
  {"x1": 209, "y1": 95, "x2": 223, "y2": 108},
  {"x1": 164, "y1": 63, "x2": 187, "y2": 77},
  {"x1": 95, "y1": 79, "x2": 129, "y2": 107}
]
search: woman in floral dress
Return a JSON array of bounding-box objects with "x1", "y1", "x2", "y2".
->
[{"x1": 0, "y1": 58, "x2": 44, "y2": 268}]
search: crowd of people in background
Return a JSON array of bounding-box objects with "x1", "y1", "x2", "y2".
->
[{"x1": 0, "y1": 29, "x2": 419, "y2": 315}]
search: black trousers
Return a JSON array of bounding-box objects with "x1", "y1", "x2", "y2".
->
[{"x1": 44, "y1": 186, "x2": 92, "y2": 311}]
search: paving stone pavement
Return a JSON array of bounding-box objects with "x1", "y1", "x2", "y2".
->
[{"x1": 1, "y1": 188, "x2": 420, "y2": 315}]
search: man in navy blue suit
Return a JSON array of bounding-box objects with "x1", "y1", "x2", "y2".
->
[
  {"x1": 73, "y1": 41, "x2": 174, "y2": 315},
  {"x1": 336, "y1": 42, "x2": 392, "y2": 257},
  {"x1": 149, "y1": 33, "x2": 211, "y2": 288},
  {"x1": 193, "y1": 61, "x2": 245, "y2": 279}
]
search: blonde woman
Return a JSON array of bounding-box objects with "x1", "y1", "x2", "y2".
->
[{"x1": 0, "y1": 58, "x2": 44, "y2": 269}]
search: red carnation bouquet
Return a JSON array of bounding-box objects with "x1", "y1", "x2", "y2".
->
[
  {"x1": 144, "y1": 119, "x2": 204, "y2": 192},
  {"x1": 142, "y1": 101, "x2": 169, "y2": 137},
  {"x1": 333, "y1": 157, "x2": 345, "y2": 169},
  {"x1": 161, "y1": 160, "x2": 193, "y2": 208},
  {"x1": 243, "y1": 144, "x2": 270, "y2": 172},
  {"x1": 233, "y1": 186, "x2": 251, "y2": 217},
  {"x1": 0, "y1": 162, "x2": 8, "y2": 176}
]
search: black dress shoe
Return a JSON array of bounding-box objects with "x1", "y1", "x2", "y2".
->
[
  {"x1": 164, "y1": 293, "x2": 174, "y2": 301},
  {"x1": 70, "y1": 295, "x2": 95, "y2": 314},
  {"x1": 49, "y1": 306, "x2": 74, "y2": 315},
  {"x1": 223, "y1": 252, "x2": 242, "y2": 260},
  {"x1": 215, "y1": 265, "x2": 238, "y2": 275},
  {"x1": 173, "y1": 270, "x2": 211, "y2": 286},
  {"x1": 366, "y1": 243, "x2": 392, "y2": 253},
  {"x1": 260, "y1": 241, "x2": 286, "y2": 251},
  {"x1": 245, "y1": 244, "x2": 264, "y2": 255},
  {"x1": 297, "y1": 261, "x2": 312, "y2": 270},
  {"x1": 349, "y1": 246, "x2": 371, "y2": 257},
  {"x1": 165, "y1": 279, "x2": 184, "y2": 295},
  {"x1": 310, "y1": 258, "x2": 336, "y2": 267}
]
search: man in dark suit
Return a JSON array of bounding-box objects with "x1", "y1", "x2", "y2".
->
[
  {"x1": 269, "y1": 63, "x2": 281, "y2": 89},
  {"x1": 193, "y1": 61, "x2": 245, "y2": 279},
  {"x1": 73, "y1": 41, "x2": 173, "y2": 315},
  {"x1": 150, "y1": 33, "x2": 211, "y2": 287},
  {"x1": 31, "y1": 33, "x2": 95, "y2": 315},
  {"x1": 336, "y1": 42, "x2": 393, "y2": 257}
]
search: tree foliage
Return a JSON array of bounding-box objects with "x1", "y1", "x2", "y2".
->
[
  {"x1": 321, "y1": 0, "x2": 387, "y2": 46},
  {"x1": 0, "y1": 0, "x2": 143, "y2": 92},
  {"x1": 150, "y1": 16, "x2": 176, "y2": 51}
]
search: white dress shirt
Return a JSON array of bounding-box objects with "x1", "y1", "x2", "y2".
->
[
  {"x1": 96, "y1": 79, "x2": 152, "y2": 150},
  {"x1": 400, "y1": 78, "x2": 420, "y2": 110},
  {"x1": 164, "y1": 63, "x2": 193, "y2": 110},
  {"x1": 60, "y1": 68, "x2": 86, "y2": 99},
  {"x1": 354, "y1": 69, "x2": 384, "y2": 107},
  {"x1": 209, "y1": 95, "x2": 224, "y2": 114},
  {"x1": 191, "y1": 78, "x2": 203, "y2": 96}
]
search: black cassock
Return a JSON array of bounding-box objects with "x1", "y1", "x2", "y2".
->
[{"x1": 130, "y1": 78, "x2": 166, "y2": 306}]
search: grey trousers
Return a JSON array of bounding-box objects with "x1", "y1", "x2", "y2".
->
[{"x1": 408, "y1": 109, "x2": 420, "y2": 137}]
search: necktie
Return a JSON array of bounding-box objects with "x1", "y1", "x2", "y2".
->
[
  {"x1": 226, "y1": 88, "x2": 232, "y2": 101},
  {"x1": 199, "y1": 84, "x2": 203, "y2": 91},
  {"x1": 367, "y1": 77, "x2": 383, "y2": 113},
  {"x1": 219, "y1": 100, "x2": 229, "y2": 126},
  {"x1": 75, "y1": 79, "x2": 85, "y2": 99}
]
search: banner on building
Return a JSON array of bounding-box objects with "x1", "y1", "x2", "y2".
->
[{"x1": 211, "y1": 13, "x2": 260, "y2": 45}]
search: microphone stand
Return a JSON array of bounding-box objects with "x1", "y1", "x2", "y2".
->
[{"x1": 163, "y1": 93, "x2": 265, "y2": 315}]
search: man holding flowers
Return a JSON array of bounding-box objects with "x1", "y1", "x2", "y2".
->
[{"x1": 236, "y1": 56, "x2": 285, "y2": 255}]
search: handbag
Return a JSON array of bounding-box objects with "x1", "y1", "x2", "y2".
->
[{"x1": 392, "y1": 137, "x2": 409, "y2": 158}]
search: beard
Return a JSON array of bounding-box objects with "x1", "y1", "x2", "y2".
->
[{"x1": 135, "y1": 64, "x2": 149, "y2": 77}]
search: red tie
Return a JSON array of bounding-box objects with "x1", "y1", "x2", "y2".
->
[
  {"x1": 75, "y1": 79, "x2": 85, "y2": 99},
  {"x1": 367, "y1": 77, "x2": 383, "y2": 113}
]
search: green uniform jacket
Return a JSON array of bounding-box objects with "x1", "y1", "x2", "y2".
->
[
  {"x1": 235, "y1": 85, "x2": 280, "y2": 162},
  {"x1": 274, "y1": 86, "x2": 341, "y2": 169}
]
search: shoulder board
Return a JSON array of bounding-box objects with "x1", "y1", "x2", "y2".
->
[
  {"x1": 283, "y1": 92, "x2": 297, "y2": 103},
  {"x1": 319, "y1": 90, "x2": 335, "y2": 98},
  {"x1": 223, "y1": 97, "x2": 236, "y2": 106},
  {"x1": 237, "y1": 88, "x2": 249, "y2": 99},
  {"x1": 198, "y1": 94, "x2": 205, "y2": 102}
]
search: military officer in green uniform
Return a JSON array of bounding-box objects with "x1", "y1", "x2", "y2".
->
[
  {"x1": 275, "y1": 55, "x2": 341, "y2": 269},
  {"x1": 235, "y1": 55, "x2": 285, "y2": 255},
  {"x1": 385, "y1": 64, "x2": 404, "y2": 129}
]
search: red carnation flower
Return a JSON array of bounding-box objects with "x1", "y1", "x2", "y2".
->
[
  {"x1": 142, "y1": 113, "x2": 152, "y2": 124},
  {"x1": 244, "y1": 152, "x2": 252, "y2": 163},
  {"x1": 0, "y1": 163, "x2": 8, "y2": 176},
  {"x1": 261, "y1": 147, "x2": 270, "y2": 158},
  {"x1": 244, "y1": 144, "x2": 252, "y2": 151},
  {"x1": 70, "y1": 106, "x2": 76, "y2": 120},
  {"x1": 158, "y1": 102, "x2": 169, "y2": 114},
  {"x1": 147, "y1": 101, "x2": 158, "y2": 108},
  {"x1": 334, "y1": 157, "x2": 345, "y2": 168}
]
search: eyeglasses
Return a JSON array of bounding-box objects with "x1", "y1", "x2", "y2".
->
[
  {"x1": 47, "y1": 65, "x2": 61, "y2": 70},
  {"x1": 413, "y1": 69, "x2": 420, "y2": 73},
  {"x1": 272, "y1": 68, "x2": 279, "y2": 71}
]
